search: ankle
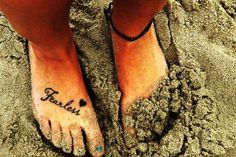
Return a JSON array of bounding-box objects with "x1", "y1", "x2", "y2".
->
[
  {"x1": 112, "y1": 12, "x2": 151, "y2": 38},
  {"x1": 112, "y1": 3, "x2": 154, "y2": 37},
  {"x1": 31, "y1": 33, "x2": 76, "y2": 62}
]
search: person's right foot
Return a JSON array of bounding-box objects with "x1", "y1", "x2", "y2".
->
[
  {"x1": 29, "y1": 38, "x2": 104, "y2": 156},
  {"x1": 111, "y1": 0, "x2": 168, "y2": 147},
  {"x1": 111, "y1": 22, "x2": 168, "y2": 148}
]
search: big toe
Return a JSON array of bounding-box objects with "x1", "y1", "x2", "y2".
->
[
  {"x1": 122, "y1": 106, "x2": 138, "y2": 148},
  {"x1": 123, "y1": 125, "x2": 138, "y2": 148},
  {"x1": 82, "y1": 124, "x2": 104, "y2": 157}
]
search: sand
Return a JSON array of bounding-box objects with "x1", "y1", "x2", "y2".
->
[{"x1": 0, "y1": 0, "x2": 236, "y2": 156}]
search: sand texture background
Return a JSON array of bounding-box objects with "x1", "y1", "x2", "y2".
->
[{"x1": 0, "y1": 0, "x2": 236, "y2": 156}]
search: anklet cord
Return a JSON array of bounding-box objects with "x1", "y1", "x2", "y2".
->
[{"x1": 105, "y1": 2, "x2": 154, "y2": 42}]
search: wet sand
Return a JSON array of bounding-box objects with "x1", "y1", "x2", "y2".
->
[{"x1": 0, "y1": 0, "x2": 236, "y2": 156}]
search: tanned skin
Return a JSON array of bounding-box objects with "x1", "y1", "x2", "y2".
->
[
  {"x1": 112, "y1": 0, "x2": 168, "y2": 147},
  {"x1": 0, "y1": 0, "x2": 168, "y2": 155}
]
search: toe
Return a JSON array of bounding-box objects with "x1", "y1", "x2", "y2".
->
[
  {"x1": 39, "y1": 117, "x2": 51, "y2": 140},
  {"x1": 61, "y1": 127, "x2": 73, "y2": 153},
  {"x1": 70, "y1": 128, "x2": 86, "y2": 156},
  {"x1": 82, "y1": 124, "x2": 104, "y2": 157},
  {"x1": 51, "y1": 120, "x2": 62, "y2": 148},
  {"x1": 122, "y1": 107, "x2": 138, "y2": 148},
  {"x1": 123, "y1": 125, "x2": 138, "y2": 148}
]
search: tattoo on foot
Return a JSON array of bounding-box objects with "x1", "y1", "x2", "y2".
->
[
  {"x1": 40, "y1": 88, "x2": 87, "y2": 116},
  {"x1": 79, "y1": 99, "x2": 87, "y2": 107}
]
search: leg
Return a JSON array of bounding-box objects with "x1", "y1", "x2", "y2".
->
[
  {"x1": 0, "y1": 0, "x2": 73, "y2": 59},
  {"x1": 111, "y1": 0, "x2": 168, "y2": 147},
  {"x1": 0, "y1": 1, "x2": 104, "y2": 156},
  {"x1": 112, "y1": 0, "x2": 167, "y2": 37}
]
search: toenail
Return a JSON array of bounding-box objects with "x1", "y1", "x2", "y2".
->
[
  {"x1": 95, "y1": 146, "x2": 103, "y2": 152},
  {"x1": 45, "y1": 133, "x2": 51, "y2": 140},
  {"x1": 53, "y1": 141, "x2": 61, "y2": 148},
  {"x1": 62, "y1": 147, "x2": 72, "y2": 153},
  {"x1": 74, "y1": 149, "x2": 86, "y2": 156},
  {"x1": 60, "y1": 140, "x2": 67, "y2": 148}
]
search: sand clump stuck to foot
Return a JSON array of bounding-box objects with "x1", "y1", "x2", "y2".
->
[
  {"x1": 0, "y1": 0, "x2": 236, "y2": 156},
  {"x1": 119, "y1": 62, "x2": 225, "y2": 156}
]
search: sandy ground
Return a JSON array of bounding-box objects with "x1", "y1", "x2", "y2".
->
[{"x1": 0, "y1": 0, "x2": 236, "y2": 156}]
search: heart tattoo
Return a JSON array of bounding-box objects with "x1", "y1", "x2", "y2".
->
[{"x1": 79, "y1": 99, "x2": 87, "y2": 107}]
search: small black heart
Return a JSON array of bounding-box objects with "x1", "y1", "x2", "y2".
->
[{"x1": 79, "y1": 99, "x2": 87, "y2": 107}]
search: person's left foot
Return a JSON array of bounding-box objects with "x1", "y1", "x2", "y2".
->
[
  {"x1": 111, "y1": 21, "x2": 168, "y2": 147},
  {"x1": 29, "y1": 38, "x2": 104, "y2": 156}
]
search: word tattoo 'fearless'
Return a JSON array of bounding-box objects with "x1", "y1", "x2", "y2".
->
[{"x1": 40, "y1": 88, "x2": 87, "y2": 115}]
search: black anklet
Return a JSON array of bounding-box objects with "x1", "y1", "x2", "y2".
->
[{"x1": 104, "y1": 3, "x2": 154, "y2": 42}]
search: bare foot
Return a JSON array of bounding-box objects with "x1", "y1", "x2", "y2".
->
[
  {"x1": 29, "y1": 40, "x2": 104, "y2": 156},
  {"x1": 111, "y1": 20, "x2": 168, "y2": 147}
]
